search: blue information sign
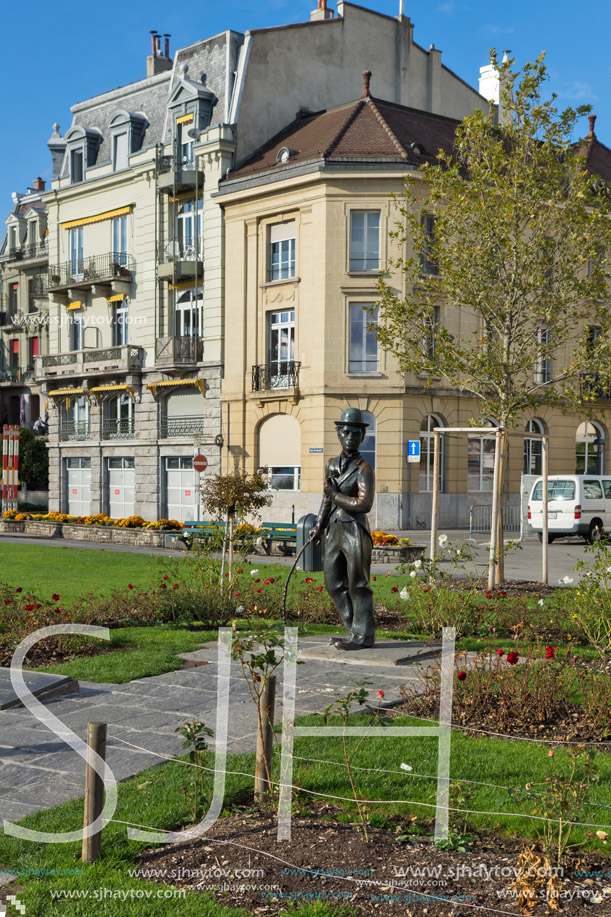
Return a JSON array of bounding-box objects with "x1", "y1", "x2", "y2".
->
[{"x1": 407, "y1": 440, "x2": 421, "y2": 463}]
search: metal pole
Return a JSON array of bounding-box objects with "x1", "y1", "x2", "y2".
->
[
  {"x1": 407, "y1": 461, "x2": 412, "y2": 531},
  {"x1": 429, "y1": 430, "x2": 440, "y2": 560},
  {"x1": 255, "y1": 675, "x2": 276, "y2": 802},
  {"x1": 488, "y1": 429, "x2": 502, "y2": 591},
  {"x1": 82, "y1": 722, "x2": 107, "y2": 862},
  {"x1": 542, "y1": 435, "x2": 549, "y2": 586}
]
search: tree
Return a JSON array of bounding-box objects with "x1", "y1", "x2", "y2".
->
[
  {"x1": 375, "y1": 52, "x2": 611, "y2": 584},
  {"x1": 199, "y1": 471, "x2": 272, "y2": 581}
]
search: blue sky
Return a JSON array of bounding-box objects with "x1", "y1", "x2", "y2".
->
[{"x1": 1, "y1": 0, "x2": 609, "y2": 210}]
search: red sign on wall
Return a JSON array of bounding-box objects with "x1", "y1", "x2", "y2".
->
[
  {"x1": 185, "y1": 490, "x2": 191, "y2": 496},
  {"x1": 72, "y1": 489, "x2": 77, "y2": 494},
  {"x1": 115, "y1": 489, "x2": 120, "y2": 495}
]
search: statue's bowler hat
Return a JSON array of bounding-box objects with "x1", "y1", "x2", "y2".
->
[{"x1": 334, "y1": 408, "x2": 369, "y2": 429}]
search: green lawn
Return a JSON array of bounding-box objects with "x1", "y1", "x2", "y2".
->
[
  {"x1": 0, "y1": 543, "x2": 167, "y2": 603},
  {"x1": 1, "y1": 712, "x2": 609, "y2": 915}
]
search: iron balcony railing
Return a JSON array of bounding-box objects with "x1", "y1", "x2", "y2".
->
[
  {"x1": 157, "y1": 241, "x2": 202, "y2": 263},
  {"x1": 0, "y1": 365, "x2": 35, "y2": 384},
  {"x1": 158, "y1": 153, "x2": 196, "y2": 174},
  {"x1": 59, "y1": 422, "x2": 90, "y2": 442},
  {"x1": 83, "y1": 345, "x2": 141, "y2": 366},
  {"x1": 102, "y1": 419, "x2": 135, "y2": 440},
  {"x1": 155, "y1": 336, "x2": 202, "y2": 364},
  {"x1": 8, "y1": 240, "x2": 49, "y2": 262},
  {"x1": 252, "y1": 361, "x2": 301, "y2": 392},
  {"x1": 46, "y1": 252, "x2": 135, "y2": 291},
  {"x1": 41, "y1": 352, "x2": 78, "y2": 368},
  {"x1": 159, "y1": 416, "x2": 206, "y2": 438}
]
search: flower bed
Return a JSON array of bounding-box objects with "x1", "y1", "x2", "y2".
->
[{"x1": 1, "y1": 519, "x2": 170, "y2": 547}]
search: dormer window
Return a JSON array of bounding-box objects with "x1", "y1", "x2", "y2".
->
[
  {"x1": 166, "y1": 62, "x2": 217, "y2": 157},
  {"x1": 64, "y1": 125, "x2": 102, "y2": 184},
  {"x1": 108, "y1": 110, "x2": 147, "y2": 172}
]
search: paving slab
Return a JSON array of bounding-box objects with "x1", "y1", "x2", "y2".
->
[
  {"x1": 297, "y1": 635, "x2": 442, "y2": 667},
  {"x1": 0, "y1": 668, "x2": 79, "y2": 711}
]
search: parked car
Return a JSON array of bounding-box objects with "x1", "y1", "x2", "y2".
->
[{"x1": 528, "y1": 474, "x2": 611, "y2": 543}]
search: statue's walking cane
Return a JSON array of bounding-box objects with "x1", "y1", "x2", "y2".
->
[{"x1": 282, "y1": 532, "x2": 317, "y2": 626}]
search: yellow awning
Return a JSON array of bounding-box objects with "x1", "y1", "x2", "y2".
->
[
  {"x1": 176, "y1": 113, "x2": 194, "y2": 125},
  {"x1": 168, "y1": 191, "x2": 201, "y2": 203},
  {"x1": 106, "y1": 294, "x2": 126, "y2": 302},
  {"x1": 49, "y1": 388, "x2": 84, "y2": 397},
  {"x1": 169, "y1": 280, "x2": 202, "y2": 291},
  {"x1": 61, "y1": 205, "x2": 132, "y2": 230},
  {"x1": 147, "y1": 378, "x2": 205, "y2": 397},
  {"x1": 89, "y1": 384, "x2": 135, "y2": 401},
  {"x1": 66, "y1": 301, "x2": 82, "y2": 310}
]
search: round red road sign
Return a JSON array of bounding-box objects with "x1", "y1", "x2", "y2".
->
[{"x1": 193, "y1": 454, "x2": 208, "y2": 472}]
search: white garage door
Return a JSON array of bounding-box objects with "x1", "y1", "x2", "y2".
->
[
  {"x1": 107, "y1": 457, "x2": 135, "y2": 518},
  {"x1": 164, "y1": 456, "x2": 199, "y2": 522},
  {"x1": 66, "y1": 457, "x2": 91, "y2": 516}
]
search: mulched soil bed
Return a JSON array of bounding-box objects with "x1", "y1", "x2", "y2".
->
[
  {"x1": 138, "y1": 810, "x2": 611, "y2": 915},
  {"x1": 0, "y1": 641, "x2": 117, "y2": 668}
]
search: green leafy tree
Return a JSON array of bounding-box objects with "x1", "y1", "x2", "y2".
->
[
  {"x1": 199, "y1": 470, "x2": 272, "y2": 581},
  {"x1": 375, "y1": 53, "x2": 611, "y2": 583}
]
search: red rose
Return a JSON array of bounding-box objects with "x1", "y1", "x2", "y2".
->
[
  {"x1": 495, "y1": 649, "x2": 504, "y2": 656},
  {"x1": 457, "y1": 671, "x2": 467, "y2": 681},
  {"x1": 377, "y1": 689, "x2": 385, "y2": 698},
  {"x1": 372, "y1": 576, "x2": 376, "y2": 581},
  {"x1": 237, "y1": 569, "x2": 243, "y2": 574},
  {"x1": 255, "y1": 579, "x2": 260, "y2": 583},
  {"x1": 269, "y1": 577, "x2": 275, "y2": 584},
  {"x1": 172, "y1": 584, "x2": 178, "y2": 590},
  {"x1": 52, "y1": 594, "x2": 60, "y2": 601},
  {"x1": 15, "y1": 587, "x2": 22, "y2": 593},
  {"x1": 485, "y1": 591, "x2": 492, "y2": 599},
  {"x1": 257, "y1": 588, "x2": 262, "y2": 593},
  {"x1": 163, "y1": 574, "x2": 168, "y2": 580},
  {"x1": 499, "y1": 590, "x2": 507, "y2": 596},
  {"x1": 506, "y1": 651, "x2": 519, "y2": 665},
  {"x1": 235, "y1": 593, "x2": 240, "y2": 598},
  {"x1": 128, "y1": 584, "x2": 133, "y2": 590},
  {"x1": 25, "y1": 603, "x2": 36, "y2": 611},
  {"x1": 4, "y1": 599, "x2": 11, "y2": 605},
  {"x1": 318, "y1": 586, "x2": 323, "y2": 592},
  {"x1": 423, "y1": 586, "x2": 431, "y2": 593},
  {"x1": 391, "y1": 586, "x2": 398, "y2": 593},
  {"x1": 545, "y1": 646, "x2": 555, "y2": 659},
  {"x1": 305, "y1": 577, "x2": 313, "y2": 584},
  {"x1": 160, "y1": 583, "x2": 167, "y2": 590}
]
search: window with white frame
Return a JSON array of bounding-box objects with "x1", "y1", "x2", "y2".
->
[
  {"x1": 468, "y1": 418, "x2": 498, "y2": 492},
  {"x1": 420, "y1": 214, "x2": 439, "y2": 276},
  {"x1": 349, "y1": 211, "x2": 380, "y2": 271},
  {"x1": 535, "y1": 327, "x2": 552, "y2": 384},
  {"x1": 576, "y1": 421, "x2": 605, "y2": 475},
  {"x1": 422, "y1": 306, "x2": 440, "y2": 360},
  {"x1": 112, "y1": 300, "x2": 128, "y2": 346},
  {"x1": 175, "y1": 288, "x2": 203, "y2": 337},
  {"x1": 70, "y1": 227, "x2": 84, "y2": 276},
  {"x1": 349, "y1": 303, "x2": 379, "y2": 373},
  {"x1": 177, "y1": 120, "x2": 194, "y2": 167},
  {"x1": 104, "y1": 392, "x2": 133, "y2": 437},
  {"x1": 420, "y1": 414, "x2": 444, "y2": 492},
  {"x1": 113, "y1": 133, "x2": 129, "y2": 171},
  {"x1": 69, "y1": 313, "x2": 84, "y2": 351},
  {"x1": 524, "y1": 418, "x2": 544, "y2": 475},
  {"x1": 176, "y1": 199, "x2": 202, "y2": 259},
  {"x1": 268, "y1": 221, "x2": 295, "y2": 281},
  {"x1": 112, "y1": 215, "x2": 128, "y2": 266},
  {"x1": 268, "y1": 309, "x2": 295, "y2": 383}
]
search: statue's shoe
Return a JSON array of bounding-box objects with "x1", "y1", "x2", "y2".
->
[{"x1": 333, "y1": 639, "x2": 375, "y2": 651}]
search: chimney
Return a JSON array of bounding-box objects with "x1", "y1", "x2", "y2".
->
[
  {"x1": 588, "y1": 113, "x2": 597, "y2": 139},
  {"x1": 147, "y1": 30, "x2": 173, "y2": 77},
  {"x1": 47, "y1": 123, "x2": 66, "y2": 180},
  {"x1": 310, "y1": 0, "x2": 335, "y2": 21},
  {"x1": 361, "y1": 69, "x2": 372, "y2": 99},
  {"x1": 33, "y1": 177, "x2": 46, "y2": 192}
]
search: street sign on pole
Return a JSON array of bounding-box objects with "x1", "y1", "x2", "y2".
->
[
  {"x1": 407, "y1": 440, "x2": 421, "y2": 463},
  {"x1": 194, "y1": 454, "x2": 208, "y2": 473}
]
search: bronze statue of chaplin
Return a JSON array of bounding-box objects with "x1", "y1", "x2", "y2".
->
[{"x1": 310, "y1": 408, "x2": 376, "y2": 650}]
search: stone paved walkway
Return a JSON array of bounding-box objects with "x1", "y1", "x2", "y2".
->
[{"x1": 0, "y1": 637, "x2": 439, "y2": 826}]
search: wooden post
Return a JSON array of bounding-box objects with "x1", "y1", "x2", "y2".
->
[
  {"x1": 429, "y1": 430, "x2": 441, "y2": 561},
  {"x1": 488, "y1": 429, "x2": 502, "y2": 591},
  {"x1": 542, "y1": 435, "x2": 549, "y2": 586},
  {"x1": 494, "y1": 431, "x2": 508, "y2": 587},
  {"x1": 255, "y1": 675, "x2": 276, "y2": 802},
  {"x1": 82, "y1": 722, "x2": 107, "y2": 863}
]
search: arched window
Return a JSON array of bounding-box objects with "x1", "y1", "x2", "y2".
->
[
  {"x1": 176, "y1": 198, "x2": 202, "y2": 258},
  {"x1": 360, "y1": 411, "x2": 376, "y2": 470},
  {"x1": 524, "y1": 419, "x2": 545, "y2": 476},
  {"x1": 103, "y1": 392, "x2": 134, "y2": 439},
  {"x1": 258, "y1": 413, "x2": 302, "y2": 490},
  {"x1": 468, "y1": 418, "x2": 498, "y2": 492},
  {"x1": 175, "y1": 288, "x2": 203, "y2": 338},
  {"x1": 420, "y1": 414, "x2": 444, "y2": 492},
  {"x1": 576, "y1": 421, "x2": 605, "y2": 475}
]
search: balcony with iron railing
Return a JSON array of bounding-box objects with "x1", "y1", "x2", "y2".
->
[
  {"x1": 157, "y1": 241, "x2": 203, "y2": 283},
  {"x1": 252, "y1": 361, "x2": 301, "y2": 392},
  {"x1": 59, "y1": 421, "x2": 90, "y2": 442},
  {"x1": 159, "y1": 415, "x2": 206, "y2": 438},
  {"x1": 101, "y1": 419, "x2": 135, "y2": 440},
  {"x1": 157, "y1": 154, "x2": 204, "y2": 195},
  {"x1": 36, "y1": 344, "x2": 143, "y2": 381},
  {"x1": 0, "y1": 365, "x2": 35, "y2": 386},
  {"x1": 45, "y1": 252, "x2": 134, "y2": 295},
  {"x1": 6, "y1": 240, "x2": 49, "y2": 264},
  {"x1": 155, "y1": 336, "x2": 202, "y2": 366}
]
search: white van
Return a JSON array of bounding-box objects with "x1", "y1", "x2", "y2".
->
[{"x1": 528, "y1": 475, "x2": 611, "y2": 543}]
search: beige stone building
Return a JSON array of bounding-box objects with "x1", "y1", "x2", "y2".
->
[
  {"x1": 0, "y1": 180, "x2": 49, "y2": 430},
  {"x1": 217, "y1": 89, "x2": 611, "y2": 530},
  {"x1": 34, "y1": 2, "x2": 490, "y2": 521}
]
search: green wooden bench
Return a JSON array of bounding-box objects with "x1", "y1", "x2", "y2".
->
[{"x1": 178, "y1": 521, "x2": 297, "y2": 554}]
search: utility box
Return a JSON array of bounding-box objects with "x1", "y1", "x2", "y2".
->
[{"x1": 296, "y1": 513, "x2": 324, "y2": 571}]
